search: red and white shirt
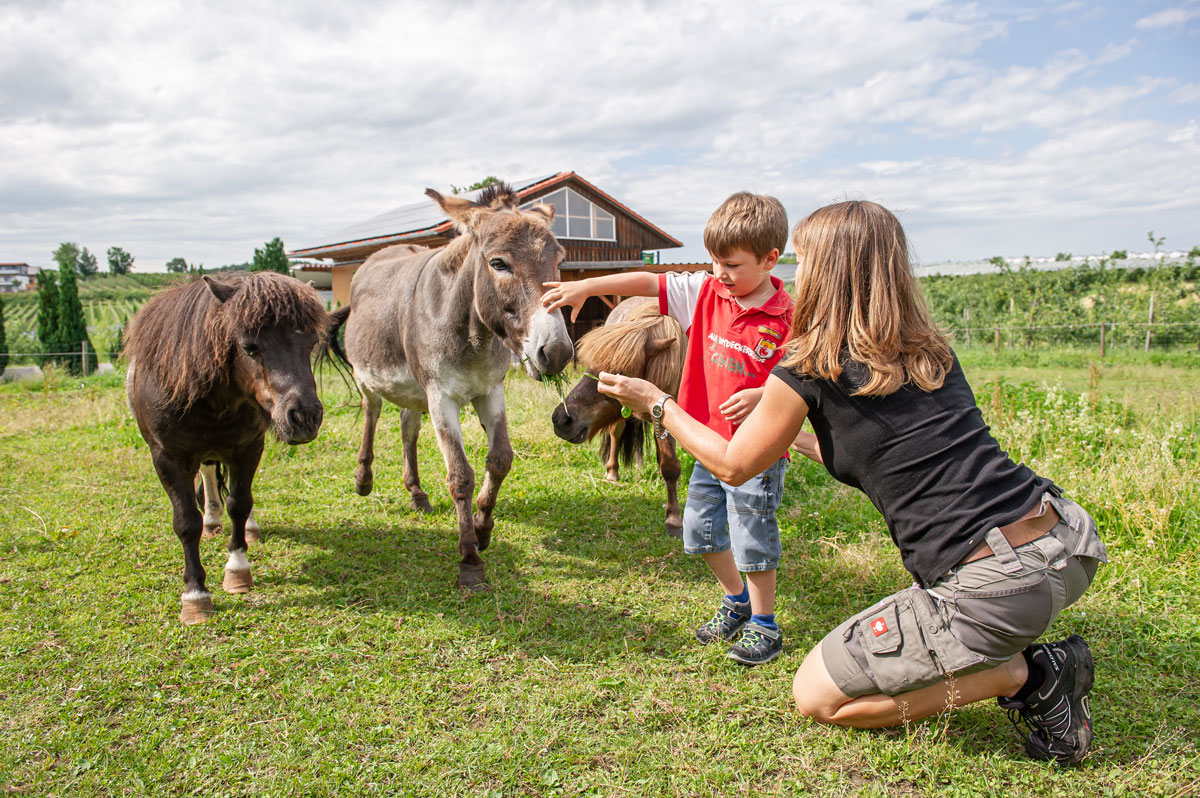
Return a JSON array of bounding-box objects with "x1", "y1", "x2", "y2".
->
[{"x1": 659, "y1": 271, "x2": 794, "y2": 442}]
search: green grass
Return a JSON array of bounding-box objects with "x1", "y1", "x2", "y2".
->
[{"x1": 1, "y1": 355, "x2": 1199, "y2": 796}]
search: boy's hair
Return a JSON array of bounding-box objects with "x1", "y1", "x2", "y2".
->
[
  {"x1": 780, "y1": 200, "x2": 952, "y2": 397},
  {"x1": 703, "y1": 192, "x2": 789, "y2": 261}
]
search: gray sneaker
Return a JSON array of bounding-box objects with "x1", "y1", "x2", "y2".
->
[
  {"x1": 726, "y1": 621, "x2": 783, "y2": 666},
  {"x1": 998, "y1": 635, "x2": 1095, "y2": 766},
  {"x1": 695, "y1": 595, "x2": 751, "y2": 644}
]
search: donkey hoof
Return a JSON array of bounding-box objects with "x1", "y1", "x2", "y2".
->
[
  {"x1": 202, "y1": 522, "x2": 222, "y2": 540},
  {"x1": 411, "y1": 494, "x2": 433, "y2": 514},
  {"x1": 223, "y1": 569, "x2": 254, "y2": 593},
  {"x1": 355, "y1": 480, "x2": 373, "y2": 497},
  {"x1": 665, "y1": 523, "x2": 684, "y2": 539},
  {"x1": 457, "y1": 563, "x2": 487, "y2": 591},
  {"x1": 476, "y1": 527, "x2": 492, "y2": 552},
  {"x1": 244, "y1": 523, "x2": 261, "y2": 544},
  {"x1": 180, "y1": 595, "x2": 215, "y2": 625}
]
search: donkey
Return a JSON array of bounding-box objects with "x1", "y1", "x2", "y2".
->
[
  {"x1": 125, "y1": 272, "x2": 327, "y2": 624},
  {"x1": 551, "y1": 297, "x2": 686, "y2": 536},
  {"x1": 326, "y1": 183, "x2": 573, "y2": 588}
]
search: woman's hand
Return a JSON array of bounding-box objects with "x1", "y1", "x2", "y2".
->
[{"x1": 596, "y1": 372, "x2": 663, "y2": 414}]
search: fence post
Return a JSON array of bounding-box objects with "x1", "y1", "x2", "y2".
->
[
  {"x1": 82, "y1": 341, "x2": 89, "y2": 377},
  {"x1": 994, "y1": 324, "x2": 1000, "y2": 355},
  {"x1": 1099, "y1": 322, "x2": 1107, "y2": 358},
  {"x1": 1144, "y1": 294, "x2": 1154, "y2": 352},
  {"x1": 964, "y1": 307, "x2": 971, "y2": 347}
]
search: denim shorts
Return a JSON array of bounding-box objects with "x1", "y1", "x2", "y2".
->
[
  {"x1": 682, "y1": 458, "x2": 786, "y2": 572},
  {"x1": 821, "y1": 494, "x2": 1107, "y2": 697}
]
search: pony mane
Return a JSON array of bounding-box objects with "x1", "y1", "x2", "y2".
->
[
  {"x1": 576, "y1": 302, "x2": 685, "y2": 395},
  {"x1": 123, "y1": 272, "x2": 327, "y2": 409}
]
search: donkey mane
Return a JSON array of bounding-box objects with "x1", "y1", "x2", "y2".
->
[
  {"x1": 576, "y1": 302, "x2": 685, "y2": 394},
  {"x1": 476, "y1": 181, "x2": 517, "y2": 208},
  {"x1": 124, "y1": 272, "x2": 326, "y2": 410}
]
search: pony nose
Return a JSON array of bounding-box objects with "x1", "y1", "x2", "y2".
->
[
  {"x1": 537, "y1": 338, "x2": 573, "y2": 375},
  {"x1": 551, "y1": 403, "x2": 572, "y2": 429},
  {"x1": 287, "y1": 400, "x2": 324, "y2": 439}
]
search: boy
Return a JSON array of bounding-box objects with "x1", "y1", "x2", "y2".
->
[{"x1": 542, "y1": 192, "x2": 794, "y2": 665}]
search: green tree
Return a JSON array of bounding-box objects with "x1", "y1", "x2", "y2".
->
[
  {"x1": 251, "y1": 237, "x2": 289, "y2": 274},
  {"x1": 0, "y1": 294, "x2": 9, "y2": 374},
  {"x1": 451, "y1": 176, "x2": 502, "y2": 194},
  {"x1": 165, "y1": 257, "x2": 189, "y2": 273},
  {"x1": 77, "y1": 246, "x2": 98, "y2": 276},
  {"x1": 56, "y1": 257, "x2": 96, "y2": 374},
  {"x1": 107, "y1": 246, "x2": 134, "y2": 275},
  {"x1": 36, "y1": 270, "x2": 61, "y2": 366},
  {"x1": 53, "y1": 242, "x2": 81, "y2": 274}
]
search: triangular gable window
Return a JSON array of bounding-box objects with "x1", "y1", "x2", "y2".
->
[{"x1": 522, "y1": 188, "x2": 615, "y2": 241}]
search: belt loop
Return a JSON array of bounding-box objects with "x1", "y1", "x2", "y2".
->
[{"x1": 985, "y1": 526, "x2": 1023, "y2": 574}]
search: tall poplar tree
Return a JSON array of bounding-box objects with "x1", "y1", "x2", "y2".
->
[
  {"x1": 0, "y1": 294, "x2": 9, "y2": 375},
  {"x1": 36, "y1": 271, "x2": 61, "y2": 366},
  {"x1": 56, "y1": 254, "x2": 95, "y2": 374},
  {"x1": 251, "y1": 237, "x2": 290, "y2": 274}
]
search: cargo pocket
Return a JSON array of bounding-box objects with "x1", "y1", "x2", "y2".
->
[
  {"x1": 848, "y1": 590, "x2": 984, "y2": 696},
  {"x1": 1045, "y1": 494, "x2": 1108, "y2": 565},
  {"x1": 950, "y1": 574, "x2": 1055, "y2": 660}
]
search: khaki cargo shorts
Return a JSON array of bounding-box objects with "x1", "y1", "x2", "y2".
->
[{"x1": 821, "y1": 494, "x2": 1107, "y2": 698}]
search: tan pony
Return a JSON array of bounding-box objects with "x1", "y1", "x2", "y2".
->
[{"x1": 551, "y1": 297, "x2": 687, "y2": 536}]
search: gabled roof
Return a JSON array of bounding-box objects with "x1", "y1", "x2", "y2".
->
[{"x1": 289, "y1": 171, "x2": 682, "y2": 260}]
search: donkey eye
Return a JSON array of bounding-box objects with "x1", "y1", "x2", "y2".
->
[{"x1": 489, "y1": 257, "x2": 511, "y2": 273}]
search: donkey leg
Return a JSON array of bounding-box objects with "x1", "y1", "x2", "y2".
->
[
  {"x1": 199, "y1": 462, "x2": 223, "y2": 539},
  {"x1": 427, "y1": 392, "x2": 484, "y2": 589},
  {"x1": 656, "y1": 436, "x2": 684, "y2": 538},
  {"x1": 222, "y1": 442, "x2": 264, "y2": 594},
  {"x1": 151, "y1": 447, "x2": 211, "y2": 624},
  {"x1": 355, "y1": 388, "x2": 383, "y2": 496},
  {"x1": 400, "y1": 408, "x2": 433, "y2": 513},
  {"x1": 604, "y1": 422, "x2": 622, "y2": 483},
  {"x1": 470, "y1": 385, "x2": 513, "y2": 553}
]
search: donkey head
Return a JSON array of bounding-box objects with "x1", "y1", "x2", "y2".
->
[
  {"x1": 426, "y1": 184, "x2": 573, "y2": 379},
  {"x1": 204, "y1": 275, "x2": 326, "y2": 444}
]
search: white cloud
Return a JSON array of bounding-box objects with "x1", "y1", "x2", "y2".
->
[
  {"x1": 1135, "y1": 6, "x2": 1200, "y2": 29},
  {"x1": 0, "y1": 0, "x2": 1196, "y2": 268}
]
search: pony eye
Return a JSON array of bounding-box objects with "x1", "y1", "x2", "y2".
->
[
  {"x1": 240, "y1": 341, "x2": 261, "y2": 357},
  {"x1": 489, "y1": 257, "x2": 511, "y2": 273}
]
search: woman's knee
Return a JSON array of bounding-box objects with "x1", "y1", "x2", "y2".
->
[{"x1": 792, "y1": 645, "x2": 844, "y2": 723}]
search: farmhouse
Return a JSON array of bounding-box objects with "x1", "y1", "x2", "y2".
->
[
  {"x1": 289, "y1": 172, "x2": 696, "y2": 337},
  {"x1": 0, "y1": 262, "x2": 34, "y2": 293}
]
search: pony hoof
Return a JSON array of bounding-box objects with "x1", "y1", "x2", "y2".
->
[
  {"x1": 665, "y1": 523, "x2": 683, "y2": 538},
  {"x1": 476, "y1": 528, "x2": 492, "y2": 552},
  {"x1": 412, "y1": 494, "x2": 433, "y2": 513},
  {"x1": 223, "y1": 569, "x2": 253, "y2": 593},
  {"x1": 355, "y1": 479, "x2": 373, "y2": 497},
  {"x1": 202, "y1": 522, "x2": 222, "y2": 540},
  {"x1": 180, "y1": 596, "x2": 215, "y2": 625},
  {"x1": 244, "y1": 524, "x2": 261, "y2": 544},
  {"x1": 605, "y1": 472, "x2": 620, "y2": 483},
  {"x1": 457, "y1": 564, "x2": 487, "y2": 590}
]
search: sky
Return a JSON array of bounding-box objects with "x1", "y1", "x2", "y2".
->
[{"x1": 2, "y1": 0, "x2": 1198, "y2": 271}]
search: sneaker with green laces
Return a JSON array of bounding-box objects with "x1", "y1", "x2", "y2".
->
[
  {"x1": 726, "y1": 621, "x2": 783, "y2": 666},
  {"x1": 998, "y1": 634, "x2": 1095, "y2": 766},
  {"x1": 695, "y1": 595, "x2": 751, "y2": 644}
]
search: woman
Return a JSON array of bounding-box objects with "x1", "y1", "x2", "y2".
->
[{"x1": 597, "y1": 201, "x2": 1107, "y2": 766}]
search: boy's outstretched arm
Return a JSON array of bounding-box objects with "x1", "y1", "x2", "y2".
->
[
  {"x1": 719, "y1": 387, "x2": 763, "y2": 425},
  {"x1": 542, "y1": 272, "x2": 660, "y2": 322},
  {"x1": 791, "y1": 430, "x2": 823, "y2": 464}
]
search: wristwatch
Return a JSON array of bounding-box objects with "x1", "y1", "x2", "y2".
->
[{"x1": 650, "y1": 394, "x2": 672, "y2": 440}]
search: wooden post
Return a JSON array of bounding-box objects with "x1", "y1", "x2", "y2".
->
[
  {"x1": 81, "y1": 340, "x2": 89, "y2": 377},
  {"x1": 1145, "y1": 293, "x2": 1155, "y2": 352},
  {"x1": 994, "y1": 324, "x2": 1000, "y2": 355},
  {"x1": 964, "y1": 307, "x2": 971, "y2": 347},
  {"x1": 1099, "y1": 322, "x2": 1107, "y2": 358}
]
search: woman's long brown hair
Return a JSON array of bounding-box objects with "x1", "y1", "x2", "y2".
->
[{"x1": 779, "y1": 201, "x2": 952, "y2": 396}]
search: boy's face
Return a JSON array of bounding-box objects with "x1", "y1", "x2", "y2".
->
[{"x1": 710, "y1": 246, "x2": 778, "y2": 299}]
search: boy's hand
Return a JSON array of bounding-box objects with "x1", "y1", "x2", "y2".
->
[
  {"x1": 541, "y1": 280, "x2": 590, "y2": 323},
  {"x1": 719, "y1": 388, "x2": 762, "y2": 425}
]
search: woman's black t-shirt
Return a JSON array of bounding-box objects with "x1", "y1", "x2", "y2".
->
[{"x1": 771, "y1": 355, "x2": 1057, "y2": 587}]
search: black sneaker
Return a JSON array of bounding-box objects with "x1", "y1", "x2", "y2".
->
[
  {"x1": 726, "y1": 621, "x2": 783, "y2": 666},
  {"x1": 998, "y1": 634, "x2": 1095, "y2": 766},
  {"x1": 695, "y1": 595, "x2": 751, "y2": 644}
]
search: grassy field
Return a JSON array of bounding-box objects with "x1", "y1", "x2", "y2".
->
[{"x1": 1, "y1": 350, "x2": 1198, "y2": 796}]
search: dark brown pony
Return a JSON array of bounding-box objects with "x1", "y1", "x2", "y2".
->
[
  {"x1": 125, "y1": 272, "x2": 327, "y2": 624},
  {"x1": 551, "y1": 297, "x2": 687, "y2": 536},
  {"x1": 326, "y1": 183, "x2": 573, "y2": 588}
]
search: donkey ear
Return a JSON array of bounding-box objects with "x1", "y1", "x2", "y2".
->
[
  {"x1": 426, "y1": 188, "x2": 485, "y2": 234},
  {"x1": 203, "y1": 276, "x2": 238, "y2": 304},
  {"x1": 525, "y1": 202, "x2": 555, "y2": 224},
  {"x1": 646, "y1": 337, "x2": 676, "y2": 357}
]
